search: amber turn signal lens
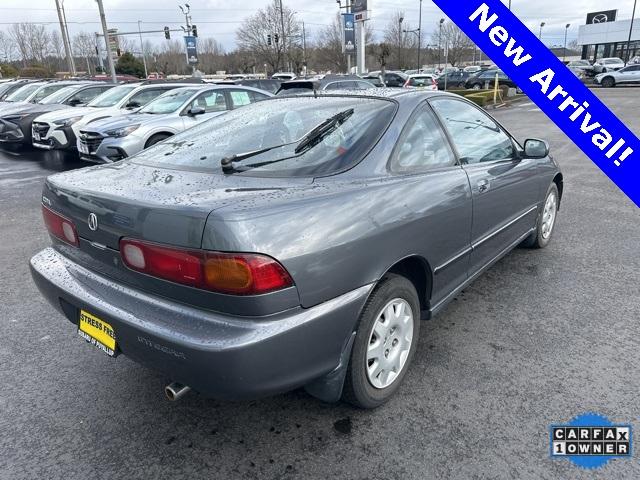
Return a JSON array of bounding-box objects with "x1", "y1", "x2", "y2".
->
[{"x1": 204, "y1": 257, "x2": 252, "y2": 292}]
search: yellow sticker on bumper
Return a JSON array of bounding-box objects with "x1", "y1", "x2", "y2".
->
[{"x1": 78, "y1": 310, "x2": 116, "y2": 356}]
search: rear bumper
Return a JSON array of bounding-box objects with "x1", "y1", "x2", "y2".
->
[{"x1": 30, "y1": 248, "x2": 371, "y2": 400}]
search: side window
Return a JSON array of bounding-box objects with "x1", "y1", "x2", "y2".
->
[
  {"x1": 357, "y1": 81, "x2": 374, "y2": 89},
  {"x1": 192, "y1": 90, "x2": 227, "y2": 112},
  {"x1": 390, "y1": 104, "x2": 456, "y2": 173},
  {"x1": 69, "y1": 87, "x2": 106, "y2": 104},
  {"x1": 128, "y1": 88, "x2": 169, "y2": 107},
  {"x1": 431, "y1": 98, "x2": 515, "y2": 164}
]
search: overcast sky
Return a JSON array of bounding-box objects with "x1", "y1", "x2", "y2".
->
[{"x1": 0, "y1": 0, "x2": 636, "y2": 51}]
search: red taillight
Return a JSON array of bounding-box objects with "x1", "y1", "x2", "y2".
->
[
  {"x1": 120, "y1": 239, "x2": 293, "y2": 295},
  {"x1": 42, "y1": 205, "x2": 79, "y2": 247}
]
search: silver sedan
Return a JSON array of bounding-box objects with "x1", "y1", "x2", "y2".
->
[{"x1": 76, "y1": 85, "x2": 272, "y2": 163}]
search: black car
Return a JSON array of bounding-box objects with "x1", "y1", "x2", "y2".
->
[
  {"x1": 437, "y1": 71, "x2": 473, "y2": 89},
  {"x1": 0, "y1": 82, "x2": 113, "y2": 146},
  {"x1": 360, "y1": 72, "x2": 409, "y2": 88},
  {"x1": 276, "y1": 75, "x2": 375, "y2": 95},
  {"x1": 237, "y1": 79, "x2": 282, "y2": 95},
  {"x1": 465, "y1": 70, "x2": 518, "y2": 90}
]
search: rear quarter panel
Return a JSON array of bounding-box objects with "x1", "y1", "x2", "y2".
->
[{"x1": 203, "y1": 174, "x2": 472, "y2": 309}]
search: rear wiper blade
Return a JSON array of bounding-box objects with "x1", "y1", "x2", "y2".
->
[
  {"x1": 293, "y1": 108, "x2": 354, "y2": 154},
  {"x1": 221, "y1": 143, "x2": 294, "y2": 172},
  {"x1": 220, "y1": 108, "x2": 354, "y2": 174}
]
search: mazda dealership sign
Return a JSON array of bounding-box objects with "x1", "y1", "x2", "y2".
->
[{"x1": 586, "y1": 10, "x2": 617, "y2": 25}]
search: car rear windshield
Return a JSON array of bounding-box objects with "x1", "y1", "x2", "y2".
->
[
  {"x1": 88, "y1": 85, "x2": 137, "y2": 107},
  {"x1": 133, "y1": 96, "x2": 397, "y2": 177},
  {"x1": 5, "y1": 83, "x2": 41, "y2": 102},
  {"x1": 408, "y1": 76, "x2": 434, "y2": 86},
  {"x1": 139, "y1": 89, "x2": 197, "y2": 114}
]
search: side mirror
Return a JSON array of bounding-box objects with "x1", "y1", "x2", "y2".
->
[
  {"x1": 125, "y1": 101, "x2": 141, "y2": 109},
  {"x1": 188, "y1": 106, "x2": 206, "y2": 116},
  {"x1": 524, "y1": 138, "x2": 550, "y2": 158},
  {"x1": 68, "y1": 98, "x2": 82, "y2": 106}
]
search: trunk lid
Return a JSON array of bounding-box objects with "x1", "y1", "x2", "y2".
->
[{"x1": 44, "y1": 160, "x2": 312, "y2": 251}]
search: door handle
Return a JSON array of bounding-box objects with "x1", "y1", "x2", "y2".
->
[{"x1": 477, "y1": 179, "x2": 490, "y2": 193}]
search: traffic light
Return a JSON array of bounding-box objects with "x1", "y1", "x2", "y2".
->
[
  {"x1": 274, "y1": 33, "x2": 279, "y2": 44},
  {"x1": 164, "y1": 26, "x2": 170, "y2": 40},
  {"x1": 267, "y1": 34, "x2": 272, "y2": 46},
  {"x1": 191, "y1": 25, "x2": 198, "y2": 37}
]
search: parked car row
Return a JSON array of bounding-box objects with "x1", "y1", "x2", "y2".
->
[{"x1": 0, "y1": 79, "x2": 272, "y2": 162}]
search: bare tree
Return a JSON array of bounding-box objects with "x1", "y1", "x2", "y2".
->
[
  {"x1": 0, "y1": 31, "x2": 17, "y2": 63},
  {"x1": 236, "y1": 0, "x2": 301, "y2": 74},
  {"x1": 383, "y1": 11, "x2": 418, "y2": 70},
  {"x1": 431, "y1": 20, "x2": 474, "y2": 68},
  {"x1": 73, "y1": 32, "x2": 97, "y2": 75}
]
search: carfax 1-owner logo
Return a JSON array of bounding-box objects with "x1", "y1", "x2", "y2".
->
[{"x1": 550, "y1": 413, "x2": 633, "y2": 469}]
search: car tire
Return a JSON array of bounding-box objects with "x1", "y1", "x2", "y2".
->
[
  {"x1": 145, "y1": 133, "x2": 172, "y2": 149},
  {"x1": 342, "y1": 274, "x2": 420, "y2": 409},
  {"x1": 472, "y1": 83, "x2": 481, "y2": 90},
  {"x1": 601, "y1": 77, "x2": 615, "y2": 88},
  {"x1": 521, "y1": 183, "x2": 559, "y2": 249}
]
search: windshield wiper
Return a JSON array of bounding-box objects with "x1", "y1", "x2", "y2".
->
[
  {"x1": 220, "y1": 109, "x2": 354, "y2": 174},
  {"x1": 294, "y1": 108, "x2": 354, "y2": 154}
]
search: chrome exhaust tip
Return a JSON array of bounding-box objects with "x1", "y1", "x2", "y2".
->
[{"x1": 165, "y1": 382, "x2": 191, "y2": 402}]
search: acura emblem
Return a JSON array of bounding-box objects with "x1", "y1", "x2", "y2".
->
[
  {"x1": 592, "y1": 14, "x2": 609, "y2": 24},
  {"x1": 88, "y1": 213, "x2": 98, "y2": 231}
]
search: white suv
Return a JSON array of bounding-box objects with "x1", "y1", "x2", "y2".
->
[
  {"x1": 31, "y1": 82, "x2": 200, "y2": 151},
  {"x1": 593, "y1": 57, "x2": 625, "y2": 74}
]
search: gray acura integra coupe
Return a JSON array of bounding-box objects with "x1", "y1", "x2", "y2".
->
[{"x1": 30, "y1": 89, "x2": 563, "y2": 408}]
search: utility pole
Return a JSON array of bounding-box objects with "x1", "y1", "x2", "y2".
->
[
  {"x1": 54, "y1": 0, "x2": 75, "y2": 76},
  {"x1": 96, "y1": 0, "x2": 117, "y2": 83},
  {"x1": 278, "y1": 0, "x2": 287, "y2": 72},
  {"x1": 625, "y1": 0, "x2": 638, "y2": 64},
  {"x1": 138, "y1": 21, "x2": 149, "y2": 78}
]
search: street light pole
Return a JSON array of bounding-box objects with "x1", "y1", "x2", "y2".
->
[
  {"x1": 508, "y1": 0, "x2": 512, "y2": 10},
  {"x1": 417, "y1": 0, "x2": 422, "y2": 72},
  {"x1": 398, "y1": 16, "x2": 404, "y2": 70},
  {"x1": 438, "y1": 18, "x2": 444, "y2": 70},
  {"x1": 138, "y1": 20, "x2": 149, "y2": 78},
  {"x1": 563, "y1": 24, "x2": 570, "y2": 62},
  {"x1": 278, "y1": 0, "x2": 287, "y2": 72},
  {"x1": 539, "y1": 22, "x2": 545, "y2": 41},
  {"x1": 96, "y1": 0, "x2": 117, "y2": 83},
  {"x1": 625, "y1": 0, "x2": 638, "y2": 64}
]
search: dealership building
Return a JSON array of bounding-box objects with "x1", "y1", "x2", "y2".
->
[{"x1": 578, "y1": 9, "x2": 639, "y2": 61}]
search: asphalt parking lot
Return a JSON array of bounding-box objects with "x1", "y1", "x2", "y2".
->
[{"x1": 0, "y1": 89, "x2": 638, "y2": 480}]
